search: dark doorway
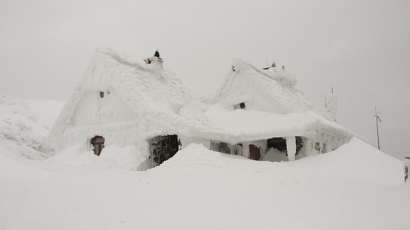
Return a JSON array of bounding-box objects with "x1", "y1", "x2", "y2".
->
[
  {"x1": 91, "y1": 136, "x2": 105, "y2": 156},
  {"x1": 267, "y1": 138, "x2": 287, "y2": 151},
  {"x1": 249, "y1": 144, "x2": 261, "y2": 160},
  {"x1": 149, "y1": 135, "x2": 179, "y2": 166},
  {"x1": 267, "y1": 137, "x2": 304, "y2": 155}
]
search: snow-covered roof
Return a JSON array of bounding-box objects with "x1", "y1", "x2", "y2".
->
[
  {"x1": 207, "y1": 57, "x2": 355, "y2": 141},
  {"x1": 49, "y1": 49, "x2": 354, "y2": 145},
  {"x1": 215, "y1": 58, "x2": 330, "y2": 117},
  {"x1": 96, "y1": 48, "x2": 195, "y2": 114},
  {"x1": 49, "y1": 48, "x2": 197, "y2": 140},
  {"x1": 199, "y1": 106, "x2": 319, "y2": 141},
  {"x1": 185, "y1": 105, "x2": 354, "y2": 144}
]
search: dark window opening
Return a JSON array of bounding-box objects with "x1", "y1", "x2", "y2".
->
[
  {"x1": 91, "y1": 136, "x2": 105, "y2": 156},
  {"x1": 99, "y1": 91, "x2": 104, "y2": 98},
  {"x1": 234, "y1": 102, "x2": 246, "y2": 110},
  {"x1": 267, "y1": 137, "x2": 303, "y2": 156},
  {"x1": 267, "y1": 138, "x2": 287, "y2": 151},
  {"x1": 211, "y1": 141, "x2": 230, "y2": 154},
  {"x1": 149, "y1": 135, "x2": 179, "y2": 166}
]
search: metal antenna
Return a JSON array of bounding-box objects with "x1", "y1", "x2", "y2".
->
[{"x1": 373, "y1": 106, "x2": 382, "y2": 150}]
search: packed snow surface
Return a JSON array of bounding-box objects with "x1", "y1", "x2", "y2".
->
[{"x1": 1, "y1": 139, "x2": 409, "y2": 229}]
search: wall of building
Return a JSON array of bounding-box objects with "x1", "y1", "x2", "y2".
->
[
  {"x1": 218, "y1": 73, "x2": 283, "y2": 114},
  {"x1": 305, "y1": 131, "x2": 351, "y2": 157},
  {"x1": 70, "y1": 87, "x2": 135, "y2": 126},
  {"x1": 56, "y1": 120, "x2": 139, "y2": 151},
  {"x1": 179, "y1": 136, "x2": 211, "y2": 150}
]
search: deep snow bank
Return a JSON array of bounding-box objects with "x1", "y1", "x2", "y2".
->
[
  {"x1": 0, "y1": 93, "x2": 63, "y2": 160},
  {"x1": 41, "y1": 136, "x2": 405, "y2": 187},
  {"x1": 287, "y1": 138, "x2": 404, "y2": 186},
  {"x1": 155, "y1": 138, "x2": 404, "y2": 186},
  {"x1": 0, "y1": 145, "x2": 54, "y2": 180},
  {"x1": 1, "y1": 133, "x2": 409, "y2": 230},
  {"x1": 44, "y1": 144, "x2": 148, "y2": 171}
]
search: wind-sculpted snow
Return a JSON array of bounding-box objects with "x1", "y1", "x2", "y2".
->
[
  {"x1": 2, "y1": 140, "x2": 407, "y2": 229},
  {"x1": 0, "y1": 93, "x2": 63, "y2": 160},
  {"x1": 154, "y1": 139, "x2": 404, "y2": 186}
]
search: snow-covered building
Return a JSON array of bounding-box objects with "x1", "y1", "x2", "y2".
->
[
  {"x1": 203, "y1": 58, "x2": 355, "y2": 162},
  {"x1": 47, "y1": 48, "x2": 354, "y2": 170}
]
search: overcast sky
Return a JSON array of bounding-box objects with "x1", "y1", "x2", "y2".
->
[{"x1": 1, "y1": 0, "x2": 409, "y2": 160}]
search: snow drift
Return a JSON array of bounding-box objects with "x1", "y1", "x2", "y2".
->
[
  {"x1": 0, "y1": 93, "x2": 63, "y2": 160},
  {"x1": 1, "y1": 138, "x2": 409, "y2": 230}
]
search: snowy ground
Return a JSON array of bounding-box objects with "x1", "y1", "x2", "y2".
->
[{"x1": 1, "y1": 94, "x2": 409, "y2": 229}]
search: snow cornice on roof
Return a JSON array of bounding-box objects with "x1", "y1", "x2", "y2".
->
[
  {"x1": 95, "y1": 48, "x2": 164, "y2": 73},
  {"x1": 232, "y1": 57, "x2": 297, "y2": 86}
]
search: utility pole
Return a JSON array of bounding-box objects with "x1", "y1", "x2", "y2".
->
[{"x1": 373, "y1": 106, "x2": 382, "y2": 150}]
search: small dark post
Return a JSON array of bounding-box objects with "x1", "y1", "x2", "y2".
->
[
  {"x1": 373, "y1": 106, "x2": 382, "y2": 150},
  {"x1": 404, "y1": 157, "x2": 410, "y2": 182}
]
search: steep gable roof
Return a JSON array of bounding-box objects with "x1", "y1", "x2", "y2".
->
[
  {"x1": 215, "y1": 58, "x2": 330, "y2": 118},
  {"x1": 49, "y1": 48, "x2": 196, "y2": 141},
  {"x1": 211, "y1": 58, "x2": 354, "y2": 140}
]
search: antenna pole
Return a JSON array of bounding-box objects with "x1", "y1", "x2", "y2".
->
[{"x1": 374, "y1": 106, "x2": 381, "y2": 150}]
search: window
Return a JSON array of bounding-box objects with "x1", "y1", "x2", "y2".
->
[
  {"x1": 91, "y1": 136, "x2": 105, "y2": 156},
  {"x1": 210, "y1": 141, "x2": 230, "y2": 154},
  {"x1": 267, "y1": 137, "x2": 303, "y2": 156},
  {"x1": 234, "y1": 102, "x2": 246, "y2": 110}
]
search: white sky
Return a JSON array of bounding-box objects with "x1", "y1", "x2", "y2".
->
[{"x1": 1, "y1": 0, "x2": 409, "y2": 160}]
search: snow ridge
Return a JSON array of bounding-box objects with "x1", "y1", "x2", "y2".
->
[{"x1": 0, "y1": 93, "x2": 63, "y2": 159}]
